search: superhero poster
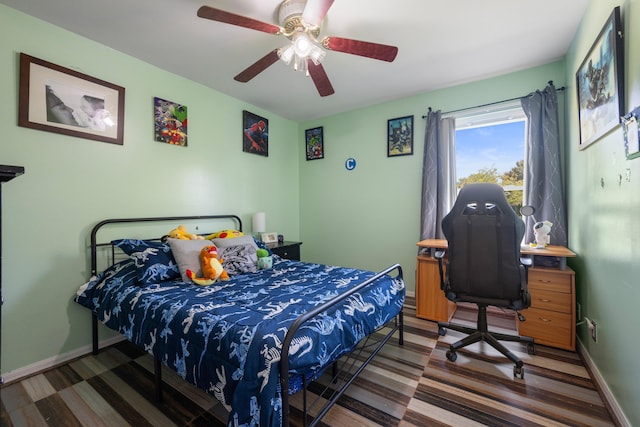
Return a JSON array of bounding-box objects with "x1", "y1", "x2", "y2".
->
[
  {"x1": 305, "y1": 126, "x2": 324, "y2": 160},
  {"x1": 243, "y1": 110, "x2": 268, "y2": 157},
  {"x1": 154, "y1": 97, "x2": 187, "y2": 146}
]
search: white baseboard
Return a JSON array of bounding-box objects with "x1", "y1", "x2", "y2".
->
[
  {"x1": 1, "y1": 335, "x2": 125, "y2": 385},
  {"x1": 577, "y1": 338, "x2": 631, "y2": 427}
]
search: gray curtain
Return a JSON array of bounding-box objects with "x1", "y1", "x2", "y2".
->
[
  {"x1": 521, "y1": 83, "x2": 567, "y2": 246},
  {"x1": 420, "y1": 110, "x2": 456, "y2": 245}
]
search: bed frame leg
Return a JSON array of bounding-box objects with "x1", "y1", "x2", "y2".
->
[
  {"x1": 154, "y1": 357, "x2": 163, "y2": 403},
  {"x1": 399, "y1": 310, "x2": 404, "y2": 346},
  {"x1": 91, "y1": 314, "x2": 99, "y2": 355}
]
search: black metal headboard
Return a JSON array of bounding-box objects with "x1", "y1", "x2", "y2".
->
[{"x1": 90, "y1": 214, "x2": 242, "y2": 276}]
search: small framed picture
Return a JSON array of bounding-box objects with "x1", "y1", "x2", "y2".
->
[
  {"x1": 622, "y1": 107, "x2": 640, "y2": 159},
  {"x1": 154, "y1": 97, "x2": 187, "y2": 146},
  {"x1": 243, "y1": 110, "x2": 268, "y2": 157},
  {"x1": 261, "y1": 232, "x2": 278, "y2": 244},
  {"x1": 305, "y1": 126, "x2": 324, "y2": 160},
  {"x1": 387, "y1": 115, "x2": 413, "y2": 157}
]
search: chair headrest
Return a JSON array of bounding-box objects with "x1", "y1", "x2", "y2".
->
[{"x1": 449, "y1": 183, "x2": 516, "y2": 219}]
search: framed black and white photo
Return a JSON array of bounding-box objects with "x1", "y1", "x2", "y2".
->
[
  {"x1": 18, "y1": 53, "x2": 125, "y2": 145},
  {"x1": 575, "y1": 7, "x2": 624, "y2": 150}
]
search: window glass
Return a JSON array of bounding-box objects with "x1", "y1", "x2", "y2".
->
[{"x1": 452, "y1": 103, "x2": 526, "y2": 212}]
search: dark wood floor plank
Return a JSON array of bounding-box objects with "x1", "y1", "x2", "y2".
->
[
  {"x1": 35, "y1": 393, "x2": 83, "y2": 427},
  {"x1": 44, "y1": 364, "x2": 84, "y2": 391}
]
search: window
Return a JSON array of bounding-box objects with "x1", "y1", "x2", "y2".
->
[{"x1": 447, "y1": 101, "x2": 526, "y2": 212}]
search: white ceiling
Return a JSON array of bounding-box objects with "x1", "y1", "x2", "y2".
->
[{"x1": 1, "y1": 0, "x2": 588, "y2": 121}]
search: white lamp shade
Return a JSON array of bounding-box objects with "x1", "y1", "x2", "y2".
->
[{"x1": 252, "y1": 212, "x2": 266, "y2": 233}]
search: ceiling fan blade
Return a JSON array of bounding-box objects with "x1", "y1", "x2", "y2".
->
[
  {"x1": 323, "y1": 37, "x2": 398, "y2": 62},
  {"x1": 197, "y1": 6, "x2": 281, "y2": 34},
  {"x1": 234, "y1": 50, "x2": 281, "y2": 83},
  {"x1": 307, "y1": 60, "x2": 335, "y2": 97},
  {"x1": 302, "y1": 0, "x2": 335, "y2": 27}
]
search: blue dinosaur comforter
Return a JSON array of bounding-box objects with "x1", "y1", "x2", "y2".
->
[{"x1": 75, "y1": 255, "x2": 405, "y2": 427}]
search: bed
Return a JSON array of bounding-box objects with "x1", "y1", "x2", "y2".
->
[{"x1": 75, "y1": 215, "x2": 405, "y2": 427}]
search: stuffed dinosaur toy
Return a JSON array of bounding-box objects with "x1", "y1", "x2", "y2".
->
[
  {"x1": 167, "y1": 225, "x2": 203, "y2": 240},
  {"x1": 186, "y1": 245, "x2": 230, "y2": 286}
]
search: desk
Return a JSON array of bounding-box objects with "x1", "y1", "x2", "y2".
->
[{"x1": 415, "y1": 239, "x2": 577, "y2": 351}]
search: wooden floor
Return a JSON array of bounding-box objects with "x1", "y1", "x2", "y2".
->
[{"x1": 1, "y1": 299, "x2": 617, "y2": 426}]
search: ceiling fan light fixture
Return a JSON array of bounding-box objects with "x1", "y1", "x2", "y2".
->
[
  {"x1": 309, "y1": 45, "x2": 325, "y2": 65},
  {"x1": 279, "y1": 30, "x2": 326, "y2": 72},
  {"x1": 292, "y1": 31, "x2": 312, "y2": 57},
  {"x1": 278, "y1": 45, "x2": 295, "y2": 64}
]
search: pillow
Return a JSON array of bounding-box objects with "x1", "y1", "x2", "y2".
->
[
  {"x1": 218, "y1": 244, "x2": 258, "y2": 275},
  {"x1": 166, "y1": 238, "x2": 214, "y2": 281},
  {"x1": 212, "y1": 235, "x2": 258, "y2": 249},
  {"x1": 207, "y1": 229, "x2": 244, "y2": 239},
  {"x1": 112, "y1": 239, "x2": 180, "y2": 286}
]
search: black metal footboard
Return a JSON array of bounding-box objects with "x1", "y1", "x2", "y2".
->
[{"x1": 280, "y1": 263, "x2": 404, "y2": 427}]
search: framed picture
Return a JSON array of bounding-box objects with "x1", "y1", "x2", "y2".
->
[
  {"x1": 576, "y1": 7, "x2": 624, "y2": 150},
  {"x1": 18, "y1": 53, "x2": 125, "y2": 145},
  {"x1": 622, "y1": 106, "x2": 640, "y2": 159},
  {"x1": 243, "y1": 110, "x2": 268, "y2": 157},
  {"x1": 261, "y1": 232, "x2": 278, "y2": 244},
  {"x1": 305, "y1": 126, "x2": 324, "y2": 160},
  {"x1": 387, "y1": 115, "x2": 414, "y2": 157},
  {"x1": 154, "y1": 97, "x2": 188, "y2": 146}
]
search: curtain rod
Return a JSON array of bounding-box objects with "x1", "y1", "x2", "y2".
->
[{"x1": 422, "y1": 80, "x2": 565, "y2": 118}]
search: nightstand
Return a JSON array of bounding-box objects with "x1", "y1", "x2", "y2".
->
[{"x1": 268, "y1": 241, "x2": 302, "y2": 261}]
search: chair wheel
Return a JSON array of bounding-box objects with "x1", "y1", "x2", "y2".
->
[
  {"x1": 527, "y1": 343, "x2": 535, "y2": 355},
  {"x1": 446, "y1": 350, "x2": 457, "y2": 362},
  {"x1": 438, "y1": 327, "x2": 447, "y2": 336},
  {"x1": 514, "y1": 365, "x2": 524, "y2": 379}
]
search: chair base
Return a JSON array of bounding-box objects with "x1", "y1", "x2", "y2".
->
[{"x1": 437, "y1": 305, "x2": 534, "y2": 378}]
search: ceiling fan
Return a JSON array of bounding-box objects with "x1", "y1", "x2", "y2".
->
[{"x1": 197, "y1": 0, "x2": 398, "y2": 97}]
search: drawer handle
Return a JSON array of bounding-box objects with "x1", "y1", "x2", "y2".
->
[
  {"x1": 538, "y1": 298, "x2": 552, "y2": 303},
  {"x1": 538, "y1": 317, "x2": 552, "y2": 323},
  {"x1": 536, "y1": 279, "x2": 552, "y2": 283}
]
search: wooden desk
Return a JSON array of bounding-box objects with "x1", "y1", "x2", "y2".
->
[
  {"x1": 418, "y1": 239, "x2": 576, "y2": 269},
  {"x1": 415, "y1": 239, "x2": 577, "y2": 350}
]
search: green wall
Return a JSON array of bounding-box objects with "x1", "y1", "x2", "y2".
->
[
  {"x1": 564, "y1": 0, "x2": 640, "y2": 425},
  {"x1": 2, "y1": 1, "x2": 639, "y2": 424},
  {"x1": 0, "y1": 5, "x2": 300, "y2": 377}
]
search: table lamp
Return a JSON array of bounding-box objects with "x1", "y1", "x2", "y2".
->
[{"x1": 252, "y1": 212, "x2": 266, "y2": 234}]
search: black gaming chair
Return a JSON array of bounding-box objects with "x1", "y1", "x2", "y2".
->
[{"x1": 436, "y1": 183, "x2": 534, "y2": 378}]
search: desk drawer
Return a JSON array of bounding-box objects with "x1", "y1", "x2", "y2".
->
[
  {"x1": 528, "y1": 269, "x2": 571, "y2": 293},
  {"x1": 518, "y1": 307, "x2": 572, "y2": 350},
  {"x1": 529, "y1": 288, "x2": 571, "y2": 313}
]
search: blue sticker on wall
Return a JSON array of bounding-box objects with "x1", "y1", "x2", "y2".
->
[{"x1": 345, "y1": 158, "x2": 356, "y2": 170}]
